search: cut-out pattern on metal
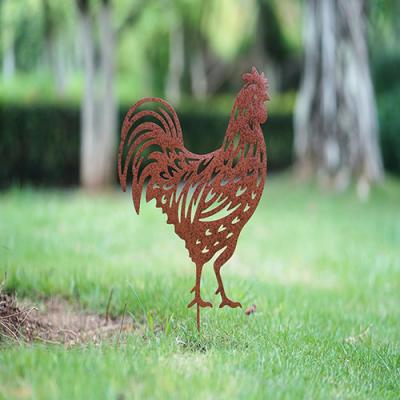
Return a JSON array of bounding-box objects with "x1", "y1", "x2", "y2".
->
[{"x1": 118, "y1": 67, "x2": 269, "y2": 331}]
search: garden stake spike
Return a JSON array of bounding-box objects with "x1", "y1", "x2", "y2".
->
[{"x1": 118, "y1": 67, "x2": 269, "y2": 332}]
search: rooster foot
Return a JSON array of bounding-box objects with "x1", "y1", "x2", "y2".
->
[
  {"x1": 219, "y1": 297, "x2": 242, "y2": 309},
  {"x1": 189, "y1": 286, "x2": 212, "y2": 307},
  {"x1": 187, "y1": 296, "x2": 213, "y2": 309},
  {"x1": 215, "y1": 287, "x2": 242, "y2": 308}
]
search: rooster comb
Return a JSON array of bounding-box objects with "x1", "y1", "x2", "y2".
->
[{"x1": 242, "y1": 67, "x2": 268, "y2": 91}]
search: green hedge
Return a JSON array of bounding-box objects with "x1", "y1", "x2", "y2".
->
[
  {"x1": 0, "y1": 103, "x2": 293, "y2": 187},
  {"x1": 372, "y1": 53, "x2": 400, "y2": 94},
  {"x1": 378, "y1": 88, "x2": 400, "y2": 173},
  {"x1": 0, "y1": 103, "x2": 80, "y2": 187},
  {"x1": 178, "y1": 111, "x2": 293, "y2": 169}
]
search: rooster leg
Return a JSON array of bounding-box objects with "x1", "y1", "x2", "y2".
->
[
  {"x1": 214, "y1": 257, "x2": 242, "y2": 309},
  {"x1": 188, "y1": 263, "x2": 212, "y2": 332},
  {"x1": 187, "y1": 263, "x2": 213, "y2": 309}
]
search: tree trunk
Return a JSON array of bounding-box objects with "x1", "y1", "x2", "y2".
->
[
  {"x1": 44, "y1": 34, "x2": 67, "y2": 96},
  {"x1": 294, "y1": 0, "x2": 383, "y2": 197},
  {"x1": 2, "y1": 41, "x2": 15, "y2": 82},
  {"x1": 190, "y1": 47, "x2": 207, "y2": 100},
  {"x1": 78, "y1": 0, "x2": 96, "y2": 188},
  {"x1": 52, "y1": 36, "x2": 67, "y2": 95},
  {"x1": 165, "y1": 22, "x2": 184, "y2": 104},
  {"x1": 77, "y1": 0, "x2": 116, "y2": 189},
  {"x1": 43, "y1": 0, "x2": 67, "y2": 95},
  {"x1": 97, "y1": 0, "x2": 117, "y2": 186}
]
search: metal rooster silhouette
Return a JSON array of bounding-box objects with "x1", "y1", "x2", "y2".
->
[{"x1": 118, "y1": 67, "x2": 269, "y2": 331}]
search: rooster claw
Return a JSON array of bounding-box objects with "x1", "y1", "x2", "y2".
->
[
  {"x1": 187, "y1": 298, "x2": 213, "y2": 309},
  {"x1": 219, "y1": 299, "x2": 242, "y2": 309}
]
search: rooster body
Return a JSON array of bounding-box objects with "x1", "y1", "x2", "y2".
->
[{"x1": 119, "y1": 68, "x2": 269, "y2": 329}]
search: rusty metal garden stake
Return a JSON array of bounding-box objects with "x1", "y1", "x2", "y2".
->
[{"x1": 118, "y1": 67, "x2": 269, "y2": 332}]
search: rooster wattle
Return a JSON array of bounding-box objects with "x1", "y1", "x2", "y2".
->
[{"x1": 118, "y1": 67, "x2": 269, "y2": 331}]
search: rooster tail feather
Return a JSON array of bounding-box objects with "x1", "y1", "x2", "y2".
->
[{"x1": 118, "y1": 97, "x2": 183, "y2": 214}]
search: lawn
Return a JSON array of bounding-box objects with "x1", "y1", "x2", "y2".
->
[{"x1": 0, "y1": 175, "x2": 399, "y2": 399}]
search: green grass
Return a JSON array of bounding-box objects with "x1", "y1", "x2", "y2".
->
[{"x1": 0, "y1": 175, "x2": 399, "y2": 399}]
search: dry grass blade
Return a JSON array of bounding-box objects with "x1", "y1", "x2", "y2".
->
[
  {"x1": 0, "y1": 289, "x2": 138, "y2": 346},
  {"x1": 345, "y1": 325, "x2": 372, "y2": 344},
  {"x1": 105, "y1": 287, "x2": 114, "y2": 325},
  {"x1": 117, "y1": 303, "x2": 128, "y2": 347}
]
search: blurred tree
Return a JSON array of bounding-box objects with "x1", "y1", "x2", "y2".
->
[
  {"x1": 368, "y1": 0, "x2": 400, "y2": 93},
  {"x1": 42, "y1": 0, "x2": 70, "y2": 95},
  {"x1": 259, "y1": 0, "x2": 289, "y2": 63},
  {"x1": 77, "y1": 0, "x2": 116, "y2": 189},
  {"x1": 185, "y1": 0, "x2": 212, "y2": 100},
  {"x1": 1, "y1": 0, "x2": 20, "y2": 82},
  {"x1": 294, "y1": 0, "x2": 383, "y2": 197},
  {"x1": 97, "y1": 0, "x2": 117, "y2": 187},
  {"x1": 250, "y1": 0, "x2": 290, "y2": 92},
  {"x1": 200, "y1": 0, "x2": 256, "y2": 96},
  {"x1": 368, "y1": 0, "x2": 400, "y2": 56},
  {"x1": 165, "y1": 1, "x2": 185, "y2": 104},
  {"x1": 77, "y1": 0, "x2": 96, "y2": 188}
]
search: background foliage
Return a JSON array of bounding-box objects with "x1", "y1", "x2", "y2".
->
[{"x1": 0, "y1": 0, "x2": 399, "y2": 187}]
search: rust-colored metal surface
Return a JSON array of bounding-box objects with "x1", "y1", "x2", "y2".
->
[{"x1": 118, "y1": 67, "x2": 269, "y2": 331}]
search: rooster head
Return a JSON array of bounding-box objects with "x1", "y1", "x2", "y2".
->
[{"x1": 240, "y1": 67, "x2": 270, "y2": 124}]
